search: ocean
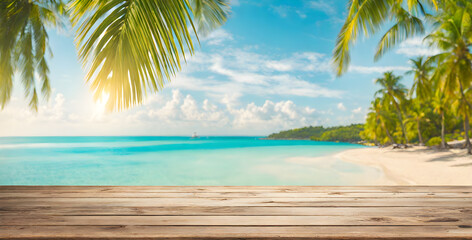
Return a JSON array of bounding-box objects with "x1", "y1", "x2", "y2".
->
[{"x1": 0, "y1": 136, "x2": 380, "y2": 185}]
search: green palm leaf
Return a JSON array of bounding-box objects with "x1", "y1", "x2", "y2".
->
[
  {"x1": 374, "y1": 7, "x2": 424, "y2": 61},
  {"x1": 333, "y1": 0, "x2": 390, "y2": 76},
  {"x1": 0, "y1": 0, "x2": 64, "y2": 111},
  {"x1": 333, "y1": 0, "x2": 440, "y2": 76},
  {"x1": 69, "y1": 0, "x2": 229, "y2": 111}
]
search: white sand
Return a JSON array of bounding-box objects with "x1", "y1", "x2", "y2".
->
[{"x1": 337, "y1": 146, "x2": 472, "y2": 185}]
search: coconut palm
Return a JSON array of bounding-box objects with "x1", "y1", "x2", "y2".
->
[
  {"x1": 427, "y1": 2, "x2": 472, "y2": 153},
  {"x1": 0, "y1": 0, "x2": 65, "y2": 111},
  {"x1": 69, "y1": 0, "x2": 229, "y2": 111},
  {"x1": 405, "y1": 100, "x2": 429, "y2": 145},
  {"x1": 362, "y1": 112, "x2": 381, "y2": 145},
  {"x1": 0, "y1": 0, "x2": 229, "y2": 112},
  {"x1": 406, "y1": 57, "x2": 433, "y2": 102},
  {"x1": 370, "y1": 97, "x2": 396, "y2": 144},
  {"x1": 332, "y1": 0, "x2": 440, "y2": 76},
  {"x1": 375, "y1": 72, "x2": 409, "y2": 144},
  {"x1": 451, "y1": 93, "x2": 472, "y2": 153},
  {"x1": 431, "y1": 87, "x2": 449, "y2": 148}
]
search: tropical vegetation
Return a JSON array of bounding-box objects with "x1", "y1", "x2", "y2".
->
[
  {"x1": 334, "y1": 0, "x2": 472, "y2": 154},
  {"x1": 0, "y1": 0, "x2": 229, "y2": 111},
  {"x1": 268, "y1": 124, "x2": 364, "y2": 143}
]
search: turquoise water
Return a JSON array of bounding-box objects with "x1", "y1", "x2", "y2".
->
[{"x1": 0, "y1": 137, "x2": 380, "y2": 185}]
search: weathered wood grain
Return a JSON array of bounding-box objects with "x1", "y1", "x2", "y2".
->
[
  {"x1": 1, "y1": 186, "x2": 471, "y2": 239},
  {"x1": 1, "y1": 226, "x2": 472, "y2": 239},
  {"x1": 2, "y1": 215, "x2": 472, "y2": 226},
  {"x1": 2, "y1": 191, "x2": 472, "y2": 198},
  {"x1": 1, "y1": 206, "x2": 470, "y2": 216},
  {"x1": 2, "y1": 197, "x2": 472, "y2": 207}
]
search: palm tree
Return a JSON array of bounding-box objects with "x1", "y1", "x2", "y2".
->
[
  {"x1": 406, "y1": 100, "x2": 428, "y2": 145},
  {"x1": 375, "y1": 72, "x2": 409, "y2": 144},
  {"x1": 0, "y1": 0, "x2": 65, "y2": 111},
  {"x1": 451, "y1": 93, "x2": 472, "y2": 153},
  {"x1": 406, "y1": 57, "x2": 433, "y2": 102},
  {"x1": 432, "y1": 88, "x2": 449, "y2": 149},
  {"x1": 404, "y1": 57, "x2": 432, "y2": 146},
  {"x1": 370, "y1": 97, "x2": 396, "y2": 145},
  {"x1": 363, "y1": 112, "x2": 381, "y2": 145},
  {"x1": 427, "y1": 2, "x2": 472, "y2": 154},
  {"x1": 69, "y1": 0, "x2": 229, "y2": 111},
  {"x1": 0, "y1": 0, "x2": 229, "y2": 111},
  {"x1": 332, "y1": 0, "x2": 440, "y2": 76}
]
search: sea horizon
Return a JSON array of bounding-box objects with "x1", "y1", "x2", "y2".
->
[{"x1": 0, "y1": 136, "x2": 376, "y2": 186}]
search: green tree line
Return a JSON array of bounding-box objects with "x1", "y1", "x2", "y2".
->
[{"x1": 268, "y1": 124, "x2": 364, "y2": 143}]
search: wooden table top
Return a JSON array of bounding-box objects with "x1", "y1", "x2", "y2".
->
[{"x1": 1, "y1": 186, "x2": 472, "y2": 239}]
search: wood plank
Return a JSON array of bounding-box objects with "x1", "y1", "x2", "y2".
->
[
  {"x1": 1, "y1": 206, "x2": 469, "y2": 216},
  {"x1": 1, "y1": 186, "x2": 471, "y2": 239},
  {"x1": 1, "y1": 226, "x2": 472, "y2": 239},
  {"x1": 2, "y1": 191, "x2": 472, "y2": 198},
  {"x1": 2, "y1": 197, "x2": 472, "y2": 207},
  {"x1": 2, "y1": 215, "x2": 471, "y2": 226}
]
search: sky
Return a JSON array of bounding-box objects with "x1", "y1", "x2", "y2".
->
[{"x1": 0, "y1": 0, "x2": 438, "y2": 136}]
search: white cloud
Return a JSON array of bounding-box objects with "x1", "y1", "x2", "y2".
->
[
  {"x1": 309, "y1": 0, "x2": 336, "y2": 15},
  {"x1": 0, "y1": 90, "x2": 324, "y2": 136},
  {"x1": 172, "y1": 49, "x2": 343, "y2": 99},
  {"x1": 271, "y1": 5, "x2": 289, "y2": 18},
  {"x1": 349, "y1": 65, "x2": 409, "y2": 74},
  {"x1": 296, "y1": 10, "x2": 307, "y2": 18},
  {"x1": 352, "y1": 107, "x2": 362, "y2": 114},
  {"x1": 202, "y1": 29, "x2": 233, "y2": 45},
  {"x1": 265, "y1": 60, "x2": 294, "y2": 71},
  {"x1": 337, "y1": 102, "x2": 346, "y2": 111},
  {"x1": 228, "y1": 99, "x2": 316, "y2": 131},
  {"x1": 0, "y1": 92, "x2": 67, "y2": 123},
  {"x1": 271, "y1": 5, "x2": 309, "y2": 19},
  {"x1": 395, "y1": 37, "x2": 441, "y2": 57}
]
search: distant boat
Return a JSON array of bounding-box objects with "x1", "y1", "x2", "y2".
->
[{"x1": 191, "y1": 132, "x2": 199, "y2": 139}]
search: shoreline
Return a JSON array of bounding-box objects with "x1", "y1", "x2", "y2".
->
[{"x1": 336, "y1": 146, "x2": 472, "y2": 185}]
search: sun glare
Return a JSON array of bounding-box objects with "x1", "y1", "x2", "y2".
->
[{"x1": 94, "y1": 92, "x2": 110, "y2": 116}]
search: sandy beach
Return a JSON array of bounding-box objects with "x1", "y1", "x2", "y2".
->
[{"x1": 337, "y1": 145, "x2": 472, "y2": 185}]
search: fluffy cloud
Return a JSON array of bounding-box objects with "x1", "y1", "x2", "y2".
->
[
  {"x1": 395, "y1": 37, "x2": 441, "y2": 57},
  {"x1": 352, "y1": 107, "x2": 362, "y2": 114},
  {"x1": 0, "y1": 92, "x2": 67, "y2": 124},
  {"x1": 337, "y1": 102, "x2": 346, "y2": 111},
  {"x1": 309, "y1": 0, "x2": 336, "y2": 15},
  {"x1": 0, "y1": 90, "x2": 321, "y2": 136},
  {"x1": 349, "y1": 65, "x2": 409, "y2": 74},
  {"x1": 271, "y1": 5, "x2": 290, "y2": 18},
  {"x1": 202, "y1": 29, "x2": 233, "y2": 46},
  {"x1": 137, "y1": 90, "x2": 318, "y2": 132},
  {"x1": 172, "y1": 49, "x2": 342, "y2": 100}
]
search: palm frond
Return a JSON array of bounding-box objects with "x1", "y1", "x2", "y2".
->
[
  {"x1": 374, "y1": 8, "x2": 424, "y2": 61},
  {"x1": 332, "y1": 0, "x2": 391, "y2": 76},
  {"x1": 0, "y1": 0, "x2": 64, "y2": 111},
  {"x1": 70, "y1": 0, "x2": 229, "y2": 111},
  {"x1": 191, "y1": 0, "x2": 229, "y2": 36}
]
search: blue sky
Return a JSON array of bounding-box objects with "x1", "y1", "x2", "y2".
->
[{"x1": 0, "y1": 0, "x2": 437, "y2": 136}]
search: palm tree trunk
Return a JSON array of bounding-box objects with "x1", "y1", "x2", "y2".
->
[
  {"x1": 374, "y1": 135, "x2": 379, "y2": 146},
  {"x1": 458, "y1": 81, "x2": 471, "y2": 154},
  {"x1": 440, "y1": 111, "x2": 447, "y2": 149},
  {"x1": 392, "y1": 100, "x2": 409, "y2": 144},
  {"x1": 381, "y1": 120, "x2": 396, "y2": 145},
  {"x1": 416, "y1": 118, "x2": 424, "y2": 145},
  {"x1": 464, "y1": 114, "x2": 471, "y2": 154}
]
